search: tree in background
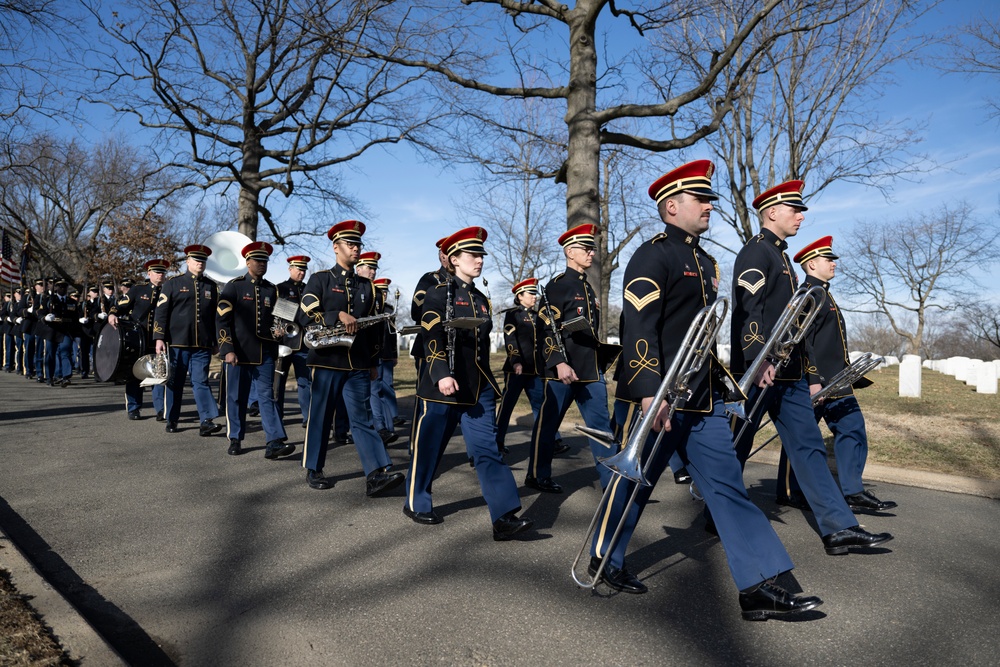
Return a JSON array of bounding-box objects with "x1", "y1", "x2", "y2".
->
[
  {"x1": 707, "y1": 0, "x2": 933, "y2": 248},
  {"x1": 838, "y1": 203, "x2": 1000, "y2": 357},
  {"x1": 85, "y1": 0, "x2": 434, "y2": 242},
  {"x1": 944, "y1": 9, "x2": 1000, "y2": 121},
  {"x1": 85, "y1": 209, "x2": 178, "y2": 284}
]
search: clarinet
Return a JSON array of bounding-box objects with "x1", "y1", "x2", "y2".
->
[
  {"x1": 445, "y1": 278, "x2": 456, "y2": 372},
  {"x1": 538, "y1": 281, "x2": 567, "y2": 360}
]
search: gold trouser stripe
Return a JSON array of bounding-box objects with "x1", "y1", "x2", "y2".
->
[
  {"x1": 407, "y1": 399, "x2": 430, "y2": 509},
  {"x1": 301, "y1": 367, "x2": 317, "y2": 468},
  {"x1": 224, "y1": 364, "x2": 233, "y2": 440},
  {"x1": 594, "y1": 402, "x2": 638, "y2": 557},
  {"x1": 529, "y1": 379, "x2": 553, "y2": 478}
]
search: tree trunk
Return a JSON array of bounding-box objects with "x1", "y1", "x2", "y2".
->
[{"x1": 238, "y1": 142, "x2": 261, "y2": 240}]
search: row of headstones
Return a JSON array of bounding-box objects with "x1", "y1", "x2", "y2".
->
[{"x1": 921, "y1": 357, "x2": 1000, "y2": 396}]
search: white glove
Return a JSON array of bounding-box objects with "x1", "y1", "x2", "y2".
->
[
  {"x1": 45, "y1": 313, "x2": 55, "y2": 322},
  {"x1": 27, "y1": 307, "x2": 33, "y2": 313},
  {"x1": 98, "y1": 312, "x2": 107, "y2": 320},
  {"x1": 278, "y1": 344, "x2": 293, "y2": 358},
  {"x1": 16, "y1": 317, "x2": 22, "y2": 324},
  {"x1": 79, "y1": 317, "x2": 88, "y2": 324}
]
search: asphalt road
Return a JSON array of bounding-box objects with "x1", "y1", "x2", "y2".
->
[{"x1": 1, "y1": 371, "x2": 999, "y2": 666}]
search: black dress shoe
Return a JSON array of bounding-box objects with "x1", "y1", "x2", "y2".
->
[
  {"x1": 307, "y1": 470, "x2": 332, "y2": 490},
  {"x1": 378, "y1": 428, "x2": 399, "y2": 445},
  {"x1": 739, "y1": 580, "x2": 823, "y2": 621},
  {"x1": 37, "y1": 377, "x2": 46, "y2": 383},
  {"x1": 366, "y1": 470, "x2": 405, "y2": 497},
  {"x1": 587, "y1": 557, "x2": 647, "y2": 594},
  {"x1": 228, "y1": 439, "x2": 243, "y2": 455},
  {"x1": 822, "y1": 526, "x2": 893, "y2": 555},
  {"x1": 392, "y1": 416, "x2": 407, "y2": 427},
  {"x1": 81, "y1": 373, "x2": 89, "y2": 379},
  {"x1": 248, "y1": 402, "x2": 260, "y2": 417},
  {"x1": 165, "y1": 422, "x2": 179, "y2": 433},
  {"x1": 199, "y1": 420, "x2": 224, "y2": 437},
  {"x1": 673, "y1": 467, "x2": 692, "y2": 484},
  {"x1": 492, "y1": 511, "x2": 534, "y2": 541},
  {"x1": 264, "y1": 440, "x2": 295, "y2": 459},
  {"x1": 156, "y1": 411, "x2": 165, "y2": 422},
  {"x1": 498, "y1": 443, "x2": 510, "y2": 456},
  {"x1": 776, "y1": 494, "x2": 812, "y2": 511},
  {"x1": 332, "y1": 432, "x2": 354, "y2": 445},
  {"x1": 525, "y1": 476, "x2": 563, "y2": 494},
  {"x1": 845, "y1": 491, "x2": 898, "y2": 513},
  {"x1": 552, "y1": 438, "x2": 570, "y2": 455},
  {"x1": 404, "y1": 505, "x2": 443, "y2": 525},
  {"x1": 60, "y1": 378, "x2": 71, "y2": 387},
  {"x1": 128, "y1": 410, "x2": 141, "y2": 421}
]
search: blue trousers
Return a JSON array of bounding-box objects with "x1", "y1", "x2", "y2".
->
[
  {"x1": 164, "y1": 347, "x2": 219, "y2": 424},
  {"x1": 406, "y1": 387, "x2": 521, "y2": 523},
  {"x1": 125, "y1": 381, "x2": 165, "y2": 414},
  {"x1": 22, "y1": 333, "x2": 35, "y2": 375},
  {"x1": 302, "y1": 367, "x2": 390, "y2": 475},
  {"x1": 778, "y1": 395, "x2": 869, "y2": 498},
  {"x1": 275, "y1": 350, "x2": 310, "y2": 425},
  {"x1": 496, "y1": 372, "x2": 545, "y2": 448},
  {"x1": 371, "y1": 360, "x2": 398, "y2": 432},
  {"x1": 226, "y1": 354, "x2": 287, "y2": 443},
  {"x1": 35, "y1": 337, "x2": 47, "y2": 380},
  {"x1": 3, "y1": 332, "x2": 20, "y2": 371},
  {"x1": 733, "y1": 378, "x2": 857, "y2": 536},
  {"x1": 592, "y1": 398, "x2": 795, "y2": 591},
  {"x1": 527, "y1": 378, "x2": 616, "y2": 483},
  {"x1": 54, "y1": 335, "x2": 73, "y2": 378}
]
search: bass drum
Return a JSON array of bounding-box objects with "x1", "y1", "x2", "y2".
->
[{"x1": 95, "y1": 320, "x2": 146, "y2": 382}]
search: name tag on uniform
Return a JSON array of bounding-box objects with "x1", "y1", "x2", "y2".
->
[
  {"x1": 332, "y1": 287, "x2": 344, "y2": 293},
  {"x1": 243, "y1": 295, "x2": 254, "y2": 301},
  {"x1": 455, "y1": 299, "x2": 470, "y2": 306},
  {"x1": 180, "y1": 287, "x2": 190, "y2": 293},
  {"x1": 140, "y1": 295, "x2": 149, "y2": 301},
  {"x1": 683, "y1": 271, "x2": 698, "y2": 277}
]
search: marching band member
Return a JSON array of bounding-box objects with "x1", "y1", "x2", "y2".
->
[
  {"x1": 27, "y1": 279, "x2": 46, "y2": 382},
  {"x1": 217, "y1": 242, "x2": 294, "y2": 459},
  {"x1": 777, "y1": 236, "x2": 897, "y2": 513},
  {"x1": 299, "y1": 220, "x2": 403, "y2": 495},
  {"x1": 404, "y1": 226, "x2": 533, "y2": 541},
  {"x1": 590, "y1": 161, "x2": 822, "y2": 619},
  {"x1": 154, "y1": 244, "x2": 224, "y2": 436},
  {"x1": 108, "y1": 259, "x2": 169, "y2": 420},
  {"x1": 371, "y1": 276, "x2": 401, "y2": 444},
  {"x1": 525, "y1": 224, "x2": 619, "y2": 494},
  {"x1": 274, "y1": 255, "x2": 312, "y2": 428},
  {"x1": 42, "y1": 279, "x2": 76, "y2": 386},
  {"x1": 495, "y1": 278, "x2": 545, "y2": 455},
  {"x1": 354, "y1": 251, "x2": 396, "y2": 444},
  {"x1": 730, "y1": 180, "x2": 892, "y2": 555}
]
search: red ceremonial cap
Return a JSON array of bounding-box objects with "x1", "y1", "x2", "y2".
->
[
  {"x1": 373, "y1": 277, "x2": 392, "y2": 289},
  {"x1": 185, "y1": 244, "x2": 212, "y2": 261},
  {"x1": 435, "y1": 236, "x2": 449, "y2": 249},
  {"x1": 242, "y1": 241, "x2": 273, "y2": 261},
  {"x1": 793, "y1": 236, "x2": 838, "y2": 264},
  {"x1": 558, "y1": 224, "x2": 598, "y2": 249},
  {"x1": 287, "y1": 255, "x2": 310, "y2": 268},
  {"x1": 143, "y1": 259, "x2": 171, "y2": 273},
  {"x1": 512, "y1": 278, "x2": 539, "y2": 295},
  {"x1": 441, "y1": 226, "x2": 489, "y2": 256},
  {"x1": 753, "y1": 180, "x2": 808, "y2": 213},
  {"x1": 648, "y1": 160, "x2": 719, "y2": 203},
  {"x1": 327, "y1": 220, "x2": 366, "y2": 244},
  {"x1": 357, "y1": 251, "x2": 381, "y2": 267}
]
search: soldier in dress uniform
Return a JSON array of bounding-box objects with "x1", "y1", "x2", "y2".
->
[
  {"x1": 584, "y1": 161, "x2": 824, "y2": 619},
  {"x1": 371, "y1": 276, "x2": 401, "y2": 444},
  {"x1": 108, "y1": 259, "x2": 169, "y2": 420},
  {"x1": 42, "y1": 279, "x2": 77, "y2": 386},
  {"x1": 33, "y1": 278, "x2": 56, "y2": 384},
  {"x1": 75, "y1": 285, "x2": 99, "y2": 380},
  {"x1": 153, "y1": 244, "x2": 224, "y2": 436},
  {"x1": 404, "y1": 226, "x2": 533, "y2": 540},
  {"x1": 495, "y1": 278, "x2": 545, "y2": 456},
  {"x1": 1, "y1": 291, "x2": 13, "y2": 371},
  {"x1": 15, "y1": 288, "x2": 32, "y2": 376},
  {"x1": 730, "y1": 180, "x2": 892, "y2": 556},
  {"x1": 274, "y1": 255, "x2": 312, "y2": 428},
  {"x1": 773, "y1": 236, "x2": 897, "y2": 513},
  {"x1": 24, "y1": 279, "x2": 44, "y2": 381},
  {"x1": 217, "y1": 242, "x2": 295, "y2": 459},
  {"x1": 525, "y1": 224, "x2": 621, "y2": 494},
  {"x1": 298, "y1": 220, "x2": 403, "y2": 496}
]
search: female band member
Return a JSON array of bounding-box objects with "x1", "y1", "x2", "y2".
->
[{"x1": 403, "y1": 227, "x2": 534, "y2": 541}]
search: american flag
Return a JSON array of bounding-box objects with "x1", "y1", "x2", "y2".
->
[{"x1": 1, "y1": 227, "x2": 22, "y2": 285}]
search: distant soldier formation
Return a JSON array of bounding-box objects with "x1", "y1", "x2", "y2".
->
[{"x1": 0, "y1": 162, "x2": 897, "y2": 621}]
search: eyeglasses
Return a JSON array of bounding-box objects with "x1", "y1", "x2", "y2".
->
[{"x1": 572, "y1": 246, "x2": 596, "y2": 255}]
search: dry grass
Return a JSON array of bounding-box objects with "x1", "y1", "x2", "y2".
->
[{"x1": 0, "y1": 568, "x2": 72, "y2": 666}]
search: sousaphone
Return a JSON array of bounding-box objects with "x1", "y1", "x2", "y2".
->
[{"x1": 203, "y1": 230, "x2": 254, "y2": 285}]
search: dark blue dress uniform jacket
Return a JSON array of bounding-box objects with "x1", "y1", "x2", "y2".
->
[
  {"x1": 410, "y1": 267, "x2": 448, "y2": 360},
  {"x1": 275, "y1": 278, "x2": 308, "y2": 352},
  {"x1": 111, "y1": 282, "x2": 161, "y2": 347},
  {"x1": 501, "y1": 306, "x2": 539, "y2": 375},
  {"x1": 299, "y1": 265, "x2": 379, "y2": 371},
  {"x1": 801, "y1": 274, "x2": 872, "y2": 397},
  {"x1": 152, "y1": 272, "x2": 218, "y2": 349},
  {"x1": 417, "y1": 276, "x2": 500, "y2": 406},
  {"x1": 730, "y1": 228, "x2": 819, "y2": 384},
  {"x1": 615, "y1": 225, "x2": 739, "y2": 411},
  {"x1": 217, "y1": 274, "x2": 279, "y2": 365}
]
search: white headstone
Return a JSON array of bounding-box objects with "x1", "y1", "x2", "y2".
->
[
  {"x1": 849, "y1": 350, "x2": 866, "y2": 363},
  {"x1": 976, "y1": 363, "x2": 998, "y2": 394},
  {"x1": 952, "y1": 356, "x2": 971, "y2": 381},
  {"x1": 966, "y1": 359, "x2": 985, "y2": 385},
  {"x1": 898, "y1": 354, "x2": 922, "y2": 397},
  {"x1": 882, "y1": 355, "x2": 900, "y2": 368}
]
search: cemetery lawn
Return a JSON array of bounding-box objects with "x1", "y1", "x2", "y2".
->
[{"x1": 396, "y1": 355, "x2": 1000, "y2": 481}]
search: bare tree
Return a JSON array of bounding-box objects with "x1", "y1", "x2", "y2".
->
[
  {"x1": 0, "y1": 0, "x2": 68, "y2": 133},
  {"x1": 960, "y1": 302, "x2": 1000, "y2": 353},
  {"x1": 361, "y1": 0, "x2": 860, "y2": 301},
  {"x1": 84, "y1": 0, "x2": 433, "y2": 242},
  {"x1": 838, "y1": 202, "x2": 1000, "y2": 356},
  {"x1": 0, "y1": 133, "x2": 180, "y2": 285},
  {"x1": 847, "y1": 312, "x2": 910, "y2": 357},
  {"x1": 943, "y1": 10, "x2": 1000, "y2": 121},
  {"x1": 707, "y1": 0, "x2": 934, "y2": 247}
]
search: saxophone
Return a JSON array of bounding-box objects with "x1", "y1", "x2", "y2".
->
[{"x1": 302, "y1": 313, "x2": 394, "y2": 349}]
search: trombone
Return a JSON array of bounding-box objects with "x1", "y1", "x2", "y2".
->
[
  {"x1": 727, "y1": 285, "x2": 827, "y2": 447},
  {"x1": 744, "y1": 352, "x2": 884, "y2": 460},
  {"x1": 570, "y1": 298, "x2": 729, "y2": 589}
]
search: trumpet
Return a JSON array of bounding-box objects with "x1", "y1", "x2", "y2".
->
[
  {"x1": 132, "y1": 344, "x2": 172, "y2": 387},
  {"x1": 303, "y1": 312, "x2": 394, "y2": 349},
  {"x1": 727, "y1": 285, "x2": 827, "y2": 445},
  {"x1": 744, "y1": 352, "x2": 884, "y2": 460},
  {"x1": 570, "y1": 298, "x2": 729, "y2": 590},
  {"x1": 270, "y1": 298, "x2": 302, "y2": 341}
]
